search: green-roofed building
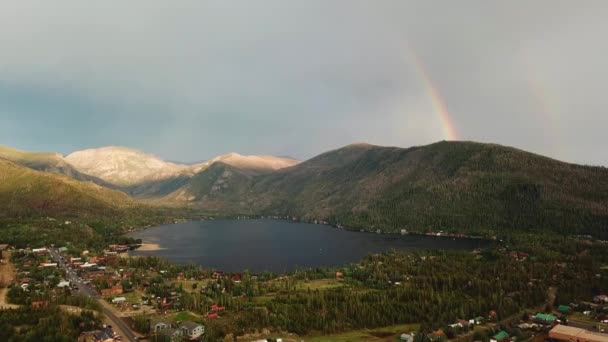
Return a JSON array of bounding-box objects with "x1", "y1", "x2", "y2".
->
[
  {"x1": 557, "y1": 305, "x2": 571, "y2": 314},
  {"x1": 491, "y1": 331, "x2": 510, "y2": 342},
  {"x1": 534, "y1": 313, "x2": 557, "y2": 325}
]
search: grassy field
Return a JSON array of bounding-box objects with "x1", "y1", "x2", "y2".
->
[
  {"x1": 174, "y1": 310, "x2": 200, "y2": 322},
  {"x1": 173, "y1": 280, "x2": 204, "y2": 292},
  {"x1": 306, "y1": 324, "x2": 419, "y2": 342},
  {"x1": 295, "y1": 279, "x2": 345, "y2": 291}
]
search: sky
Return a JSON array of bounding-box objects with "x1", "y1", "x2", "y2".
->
[{"x1": 1, "y1": 1, "x2": 607, "y2": 165}]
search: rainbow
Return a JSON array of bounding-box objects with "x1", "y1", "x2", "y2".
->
[{"x1": 407, "y1": 49, "x2": 459, "y2": 141}]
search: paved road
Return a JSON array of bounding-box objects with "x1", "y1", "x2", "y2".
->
[{"x1": 49, "y1": 248, "x2": 139, "y2": 342}]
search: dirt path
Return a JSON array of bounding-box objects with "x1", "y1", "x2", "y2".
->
[{"x1": 0, "y1": 251, "x2": 20, "y2": 309}]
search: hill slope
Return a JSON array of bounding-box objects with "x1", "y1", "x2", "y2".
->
[
  {"x1": 0, "y1": 146, "x2": 114, "y2": 187},
  {"x1": 0, "y1": 158, "x2": 135, "y2": 218},
  {"x1": 177, "y1": 141, "x2": 608, "y2": 237}
]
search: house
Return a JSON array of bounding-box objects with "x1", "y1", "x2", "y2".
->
[
  {"x1": 231, "y1": 273, "x2": 242, "y2": 283},
  {"x1": 550, "y1": 324, "x2": 608, "y2": 342},
  {"x1": 152, "y1": 320, "x2": 172, "y2": 332},
  {"x1": 509, "y1": 251, "x2": 530, "y2": 261},
  {"x1": 181, "y1": 321, "x2": 205, "y2": 339},
  {"x1": 31, "y1": 300, "x2": 49, "y2": 309},
  {"x1": 428, "y1": 329, "x2": 446, "y2": 341},
  {"x1": 533, "y1": 313, "x2": 557, "y2": 325},
  {"x1": 78, "y1": 327, "x2": 116, "y2": 342},
  {"x1": 211, "y1": 304, "x2": 225, "y2": 311},
  {"x1": 101, "y1": 285, "x2": 123, "y2": 297},
  {"x1": 40, "y1": 262, "x2": 58, "y2": 268},
  {"x1": 57, "y1": 247, "x2": 68, "y2": 253},
  {"x1": 557, "y1": 305, "x2": 571, "y2": 314},
  {"x1": 491, "y1": 331, "x2": 510, "y2": 342},
  {"x1": 473, "y1": 316, "x2": 485, "y2": 324},
  {"x1": 0, "y1": 244, "x2": 9, "y2": 251},
  {"x1": 32, "y1": 248, "x2": 48, "y2": 255},
  {"x1": 336, "y1": 271, "x2": 344, "y2": 279},
  {"x1": 594, "y1": 295, "x2": 608, "y2": 303}
]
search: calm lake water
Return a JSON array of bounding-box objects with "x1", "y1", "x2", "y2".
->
[{"x1": 127, "y1": 219, "x2": 488, "y2": 273}]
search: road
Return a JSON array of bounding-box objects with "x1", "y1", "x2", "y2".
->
[{"x1": 48, "y1": 248, "x2": 140, "y2": 342}]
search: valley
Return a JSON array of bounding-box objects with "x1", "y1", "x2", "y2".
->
[{"x1": 1, "y1": 141, "x2": 608, "y2": 342}]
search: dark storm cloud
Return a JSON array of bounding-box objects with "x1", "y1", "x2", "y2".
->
[{"x1": 0, "y1": 1, "x2": 606, "y2": 164}]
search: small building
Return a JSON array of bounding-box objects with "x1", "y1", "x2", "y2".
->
[
  {"x1": 0, "y1": 244, "x2": 9, "y2": 251},
  {"x1": 533, "y1": 313, "x2": 557, "y2": 325},
  {"x1": 181, "y1": 321, "x2": 204, "y2": 339},
  {"x1": 550, "y1": 324, "x2": 608, "y2": 342},
  {"x1": 557, "y1": 305, "x2": 571, "y2": 314},
  {"x1": 111, "y1": 296, "x2": 126, "y2": 304},
  {"x1": 491, "y1": 331, "x2": 510, "y2": 342}
]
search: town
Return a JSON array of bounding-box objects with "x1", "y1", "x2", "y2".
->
[{"x1": 1, "y1": 233, "x2": 608, "y2": 342}]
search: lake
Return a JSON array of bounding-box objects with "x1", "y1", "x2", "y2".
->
[{"x1": 127, "y1": 219, "x2": 488, "y2": 273}]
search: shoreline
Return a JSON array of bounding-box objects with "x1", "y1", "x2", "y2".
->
[{"x1": 135, "y1": 243, "x2": 165, "y2": 251}]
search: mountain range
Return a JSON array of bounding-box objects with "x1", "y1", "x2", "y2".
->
[{"x1": 1, "y1": 142, "x2": 607, "y2": 237}]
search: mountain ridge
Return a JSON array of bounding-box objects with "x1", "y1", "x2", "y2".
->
[{"x1": 2, "y1": 141, "x2": 607, "y2": 237}]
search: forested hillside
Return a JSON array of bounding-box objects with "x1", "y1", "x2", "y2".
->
[
  {"x1": 180, "y1": 141, "x2": 608, "y2": 238},
  {"x1": 0, "y1": 146, "x2": 114, "y2": 188},
  {"x1": 0, "y1": 158, "x2": 135, "y2": 218}
]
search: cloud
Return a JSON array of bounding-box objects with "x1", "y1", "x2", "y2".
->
[{"x1": 0, "y1": 1, "x2": 607, "y2": 165}]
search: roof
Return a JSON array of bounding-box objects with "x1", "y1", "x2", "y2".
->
[
  {"x1": 557, "y1": 305, "x2": 570, "y2": 311},
  {"x1": 550, "y1": 325, "x2": 608, "y2": 342},
  {"x1": 493, "y1": 331, "x2": 509, "y2": 341},
  {"x1": 534, "y1": 313, "x2": 557, "y2": 321},
  {"x1": 181, "y1": 321, "x2": 202, "y2": 330},
  {"x1": 152, "y1": 320, "x2": 171, "y2": 326}
]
